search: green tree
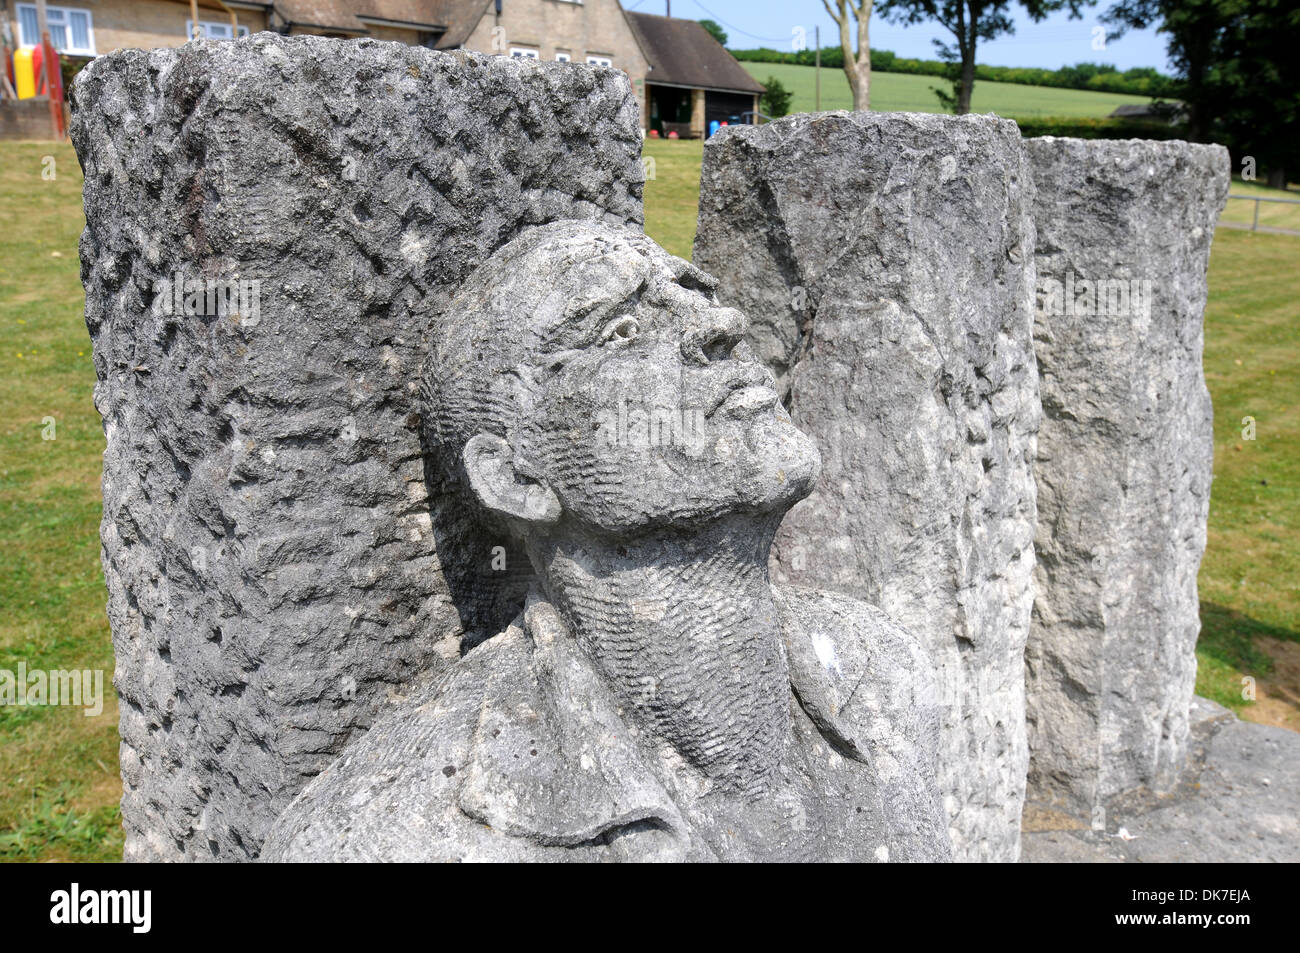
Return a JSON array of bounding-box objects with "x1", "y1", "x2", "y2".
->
[
  {"x1": 877, "y1": 1, "x2": 1094, "y2": 114},
  {"x1": 760, "y1": 76, "x2": 794, "y2": 118},
  {"x1": 698, "y1": 19, "x2": 728, "y2": 46},
  {"x1": 1105, "y1": 0, "x2": 1299, "y2": 186}
]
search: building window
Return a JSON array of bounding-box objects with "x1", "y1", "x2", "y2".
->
[
  {"x1": 510, "y1": 47, "x2": 539, "y2": 60},
  {"x1": 555, "y1": 52, "x2": 571, "y2": 63},
  {"x1": 186, "y1": 20, "x2": 251, "y2": 41},
  {"x1": 586, "y1": 55, "x2": 612, "y2": 68},
  {"x1": 16, "y1": 4, "x2": 95, "y2": 56}
]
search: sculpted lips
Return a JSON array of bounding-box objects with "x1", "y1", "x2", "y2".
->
[{"x1": 705, "y1": 365, "x2": 779, "y2": 420}]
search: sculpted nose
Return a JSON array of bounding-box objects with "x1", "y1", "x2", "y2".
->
[{"x1": 681, "y1": 307, "x2": 748, "y2": 365}]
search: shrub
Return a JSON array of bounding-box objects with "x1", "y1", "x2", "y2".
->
[{"x1": 760, "y1": 76, "x2": 793, "y2": 119}]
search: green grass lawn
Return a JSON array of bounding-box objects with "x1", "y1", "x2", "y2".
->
[
  {"x1": 0, "y1": 134, "x2": 1294, "y2": 861},
  {"x1": 1195, "y1": 230, "x2": 1300, "y2": 718},
  {"x1": 1219, "y1": 176, "x2": 1300, "y2": 232},
  {"x1": 0, "y1": 142, "x2": 122, "y2": 861},
  {"x1": 741, "y1": 62, "x2": 1155, "y2": 119}
]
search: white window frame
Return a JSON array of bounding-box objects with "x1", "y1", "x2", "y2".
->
[
  {"x1": 509, "y1": 47, "x2": 539, "y2": 60},
  {"x1": 16, "y1": 3, "x2": 96, "y2": 56},
  {"x1": 555, "y1": 52, "x2": 571, "y2": 63},
  {"x1": 585, "y1": 55, "x2": 613, "y2": 68},
  {"x1": 186, "y1": 20, "x2": 251, "y2": 41}
]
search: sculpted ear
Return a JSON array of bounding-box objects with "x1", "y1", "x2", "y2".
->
[{"x1": 462, "y1": 433, "x2": 561, "y2": 526}]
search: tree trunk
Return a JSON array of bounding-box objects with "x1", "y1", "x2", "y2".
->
[
  {"x1": 855, "y1": 1, "x2": 872, "y2": 111},
  {"x1": 957, "y1": 52, "x2": 975, "y2": 114},
  {"x1": 829, "y1": 0, "x2": 872, "y2": 111},
  {"x1": 850, "y1": 53, "x2": 871, "y2": 110},
  {"x1": 957, "y1": 7, "x2": 977, "y2": 116},
  {"x1": 1183, "y1": 23, "x2": 1212, "y2": 141},
  {"x1": 1267, "y1": 166, "x2": 1287, "y2": 190}
]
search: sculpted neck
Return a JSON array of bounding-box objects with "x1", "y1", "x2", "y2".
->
[{"x1": 529, "y1": 511, "x2": 790, "y2": 795}]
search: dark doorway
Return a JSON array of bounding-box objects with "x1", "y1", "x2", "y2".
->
[{"x1": 647, "y1": 84, "x2": 692, "y2": 137}]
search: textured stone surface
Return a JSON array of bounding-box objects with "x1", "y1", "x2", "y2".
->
[
  {"x1": 694, "y1": 112, "x2": 1039, "y2": 861},
  {"x1": 264, "y1": 221, "x2": 951, "y2": 862},
  {"x1": 71, "y1": 35, "x2": 643, "y2": 861},
  {"x1": 1022, "y1": 698, "x2": 1300, "y2": 862},
  {"x1": 264, "y1": 587, "x2": 951, "y2": 862},
  {"x1": 1025, "y1": 138, "x2": 1229, "y2": 816}
]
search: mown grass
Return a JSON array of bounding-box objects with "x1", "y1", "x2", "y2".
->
[
  {"x1": 1195, "y1": 229, "x2": 1300, "y2": 712},
  {"x1": 0, "y1": 130, "x2": 1293, "y2": 861},
  {"x1": 1219, "y1": 176, "x2": 1300, "y2": 232},
  {"x1": 644, "y1": 139, "x2": 706, "y2": 260},
  {"x1": 740, "y1": 61, "x2": 1154, "y2": 119},
  {"x1": 0, "y1": 141, "x2": 122, "y2": 862}
]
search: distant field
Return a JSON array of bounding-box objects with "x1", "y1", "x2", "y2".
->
[{"x1": 741, "y1": 62, "x2": 1155, "y2": 119}]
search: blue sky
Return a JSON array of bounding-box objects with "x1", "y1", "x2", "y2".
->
[{"x1": 621, "y1": 0, "x2": 1175, "y2": 73}]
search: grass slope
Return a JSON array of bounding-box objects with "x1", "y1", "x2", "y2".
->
[
  {"x1": 0, "y1": 142, "x2": 122, "y2": 862},
  {"x1": 741, "y1": 61, "x2": 1155, "y2": 119}
]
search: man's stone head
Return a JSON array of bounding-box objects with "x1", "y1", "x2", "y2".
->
[{"x1": 423, "y1": 221, "x2": 820, "y2": 546}]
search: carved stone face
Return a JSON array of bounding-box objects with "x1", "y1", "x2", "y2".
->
[{"x1": 435, "y1": 222, "x2": 821, "y2": 538}]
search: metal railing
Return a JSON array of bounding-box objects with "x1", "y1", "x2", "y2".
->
[{"x1": 1222, "y1": 193, "x2": 1300, "y2": 235}]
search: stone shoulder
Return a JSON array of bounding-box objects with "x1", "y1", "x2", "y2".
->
[{"x1": 262, "y1": 607, "x2": 690, "y2": 862}]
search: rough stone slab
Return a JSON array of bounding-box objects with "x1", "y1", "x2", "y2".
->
[
  {"x1": 1025, "y1": 137, "x2": 1229, "y2": 815},
  {"x1": 70, "y1": 34, "x2": 643, "y2": 860},
  {"x1": 694, "y1": 112, "x2": 1040, "y2": 861},
  {"x1": 1022, "y1": 698, "x2": 1300, "y2": 862}
]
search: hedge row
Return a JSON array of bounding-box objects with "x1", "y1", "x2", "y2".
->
[
  {"x1": 730, "y1": 47, "x2": 1175, "y2": 99},
  {"x1": 1013, "y1": 117, "x2": 1188, "y2": 140}
]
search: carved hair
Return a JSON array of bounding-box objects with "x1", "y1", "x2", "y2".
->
[{"x1": 422, "y1": 219, "x2": 663, "y2": 465}]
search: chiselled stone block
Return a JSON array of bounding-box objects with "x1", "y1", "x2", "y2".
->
[
  {"x1": 694, "y1": 112, "x2": 1039, "y2": 861},
  {"x1": 71, "y1": 34, "x2": 642, "y2": 860},
  {"x1": 1025, "y1": 137, "x2": 1229, "y2": 815}
]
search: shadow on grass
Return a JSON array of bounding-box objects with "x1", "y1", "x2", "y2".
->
[{"x1": 1199, "y1": 602, "x2": 1300, "y2": 678}]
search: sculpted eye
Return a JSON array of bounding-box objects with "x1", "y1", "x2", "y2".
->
[{"x1": 602, "y1": 316, "x2": 640, "y2": 346}]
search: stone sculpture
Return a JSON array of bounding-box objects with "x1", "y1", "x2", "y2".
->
[
  {"x1": 693, "y1": 112, "x2": 1039, "y2": 862},
  {"x1": 70, "y1": 35, "x2": 644, "y2": 861},
  {"x1": 1025, "y1": 137, "x2": 1230, "y2": 816},
  {"x1": 261, "y1": 222, "x2": 952, "y2": 862}
]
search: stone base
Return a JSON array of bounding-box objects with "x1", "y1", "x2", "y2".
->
[{"x1": 1021, "y1": 698, "x2": 1300, "y2": 862}]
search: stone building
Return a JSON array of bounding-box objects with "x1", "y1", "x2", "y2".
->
[{"x1": 3, "y1": 0, "x2": 762, "y2": 135}]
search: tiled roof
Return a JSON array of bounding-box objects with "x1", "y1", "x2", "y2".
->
[{"x1": 626, "y1": 12, "x2": 764, "y2": 94}]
